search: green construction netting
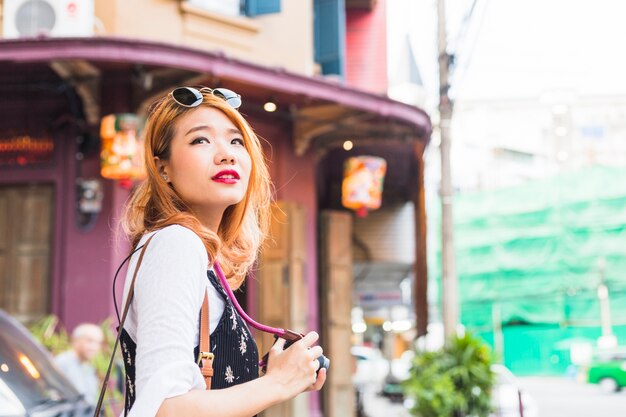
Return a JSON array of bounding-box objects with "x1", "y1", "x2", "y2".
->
[
  {"x1": 477, "y1": 324, "x2": 626, "y2": 376},
  {"x1": 428, "y1": 165, "x2": 626, "y2": 330}
]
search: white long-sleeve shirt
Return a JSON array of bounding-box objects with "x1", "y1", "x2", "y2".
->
[{"x1": 120, "y1": 225, "x2": 226, "y2": 417}]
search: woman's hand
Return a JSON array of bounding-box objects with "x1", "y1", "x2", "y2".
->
[
  {"x1": 263, "y1": 331, "x2": 326, "y2": 400},
  {"x1": 157, "y1": 331, "x2": 327, "y2": 417}
]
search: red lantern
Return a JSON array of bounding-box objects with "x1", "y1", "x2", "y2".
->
[{"x1": 342, "y1": 156, "x2": 387, "y2": 217}]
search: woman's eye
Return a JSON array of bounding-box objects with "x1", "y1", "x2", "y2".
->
[
  {"x1": 231, "y1": 138, "x2": 245, "y2": 146},
  {"x1": 191, "y1": 137, "x2": 210, "y2": 145}
]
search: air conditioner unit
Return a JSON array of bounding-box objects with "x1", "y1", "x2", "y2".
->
[{"x1": 3, "y1": 0, "x2": 94, "y2": 38}]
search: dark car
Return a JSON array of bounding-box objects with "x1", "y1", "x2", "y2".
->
[{"x1": 0, "y1": 310, "x2": 94, "y2": 417}]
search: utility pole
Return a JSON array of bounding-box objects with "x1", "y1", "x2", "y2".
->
[
  {"x1": 596, "y1": 258, "x2": 617, "y2": 349},
  {"x1": 437, "y1": 0, "x2": 459, "y2": 340}
]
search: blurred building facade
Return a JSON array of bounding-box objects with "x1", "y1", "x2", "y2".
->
[
  {"x1": 382, "y1": 0, "x2": 626, "y2": 376},
  {"x1": 449, "y1": 0, "x2": 626, "y2": 192},
  {"x1": 0, "y1": 0, "x2": 431, "y2": 415},
  {"x1": 314, "y1": 0, "x2": 432, "y2": 367}
]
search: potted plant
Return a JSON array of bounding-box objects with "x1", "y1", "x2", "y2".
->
[{"x1": 403, "y1": 332, "x2": 496, "y2": 417}]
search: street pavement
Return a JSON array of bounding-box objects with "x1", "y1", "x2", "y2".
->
[
  {"x1": 519, "y1": 376, "x2": 626, "y2": 417},
  {"x1": 359, "y1": 377, "x2": 626, "y2": 417}
]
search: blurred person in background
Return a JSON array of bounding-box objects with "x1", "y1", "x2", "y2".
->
[{"x1": 54, "y1": 323, "x2": 104, "y2": 405}]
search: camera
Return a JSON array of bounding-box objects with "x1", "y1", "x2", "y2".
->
[
  {"x1": 261, "y1": 331, "x2": 330, "y2": 375},
  {"x1": 283, "y1": 337, "x2": 330, "y2": 374}
]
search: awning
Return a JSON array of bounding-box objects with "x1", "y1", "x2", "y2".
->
[{"x1": 0, "y1": 37, "x2": 431, "y2": 154}]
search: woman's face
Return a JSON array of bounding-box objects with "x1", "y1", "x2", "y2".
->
[{"x1": 159, "y1": 106, "x2": 252, "y2": 222}]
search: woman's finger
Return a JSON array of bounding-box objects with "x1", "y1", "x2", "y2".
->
[
  {"x1": 308, "y1": 346, "x2": 324, "y2": 361},
  {"x1": 299, "y1": 331, "x2": 319, "y2": 347},
  {"x1": 308, "y1": 368, "x2": 327, "y2": 391},
  {"x1": 271, "y1": 337, "x2": 286, "y2": 352}
]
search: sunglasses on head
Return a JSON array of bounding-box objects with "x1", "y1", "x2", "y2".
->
[{"x1": 170, "y1": 86, "x2": 242, "y2": 109}]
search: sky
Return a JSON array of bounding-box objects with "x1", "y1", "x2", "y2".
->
[
  {"x1": 387, "y1": 0, "x2": 626, "y2": 105},
  {"x1": 386, "y1": 0, "x2": 476, "y2": 112},
  {"x1": 454, "y1": 0, "x2": 626, "y2": 101},
  {"x1": 387, "y1": 0, "x2": 626, "y2": 190}
]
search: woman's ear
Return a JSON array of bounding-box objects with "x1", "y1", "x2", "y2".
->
[{"x1": 155, "y1": 157, "x2": 170, "y2": 182}]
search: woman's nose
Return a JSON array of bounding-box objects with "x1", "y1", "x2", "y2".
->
[{"x1": 215, "y1": 144, "x2": 236, "y2": 165}]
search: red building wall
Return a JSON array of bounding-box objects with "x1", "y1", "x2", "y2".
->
[{"x1": 345, "y1": 0, "x2": 388, "y2": 94}]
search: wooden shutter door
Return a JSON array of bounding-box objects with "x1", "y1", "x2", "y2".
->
[
  {"x1": 0, "y1": 184, "x2": 54, "y2": 323},
  {"x1": 319, "y1": 210, "x2": 354, "y2": 417},
  {"x1": 258, "y1": 201, "x2": 308, "y2": 417}
]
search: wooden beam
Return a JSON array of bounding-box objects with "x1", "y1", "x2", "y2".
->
[
  {"x1": 292, "y1": 104, "x2": 369, "y2": 156},
  {"x1": 49, "y1": 60, "x2": 101, "y2": 126},
  {"x1": 413, "y1": 141, "x2": 428, "y2": 337}
]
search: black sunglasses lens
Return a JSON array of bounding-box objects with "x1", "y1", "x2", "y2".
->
[
  {"x1": 172, "y1": 87, "x2": 203, "y2": 107},
  {"x1": 213, "y1": 88, "x2": 242, "y2": 109}
]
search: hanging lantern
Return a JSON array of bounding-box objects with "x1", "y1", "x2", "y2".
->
[
  {"x1": 100, "y1": 113, "x2": 145, "y2": 181},
  {"x1": 342, "y1": 156, "x2": 387, "y2": 217}
]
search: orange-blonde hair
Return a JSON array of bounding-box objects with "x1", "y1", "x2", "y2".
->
[{"x1": 122, "y1": 89, "x2": 272, "y2": 289}]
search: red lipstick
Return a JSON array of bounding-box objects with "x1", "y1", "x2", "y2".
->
[{"x1": 212, "y1": 169, "x2": 240, "y2": 184}]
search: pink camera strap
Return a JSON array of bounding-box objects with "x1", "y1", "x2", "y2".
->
[{"x1": 213, "y1": 260, "x2": 303, "y2": 340}]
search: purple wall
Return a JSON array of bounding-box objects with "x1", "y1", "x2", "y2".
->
[
  {"x1": 0, "y1": 129, "x2": 128, "y2": 330},
  {"x1": 1, "y1": 99, "x2": 323, "y2": 417},
  {"x1": 61, "y1": 156, "x2": 131, "y2": 330},
  {"x1": 60, "y1": 71, "x2": 136, "y2": 330},
  {"x1": 251, "y1": 115, "x2": 322, "y2": 416},
  {"x1": 251, "y1": 115, "x2": 319, "y2": 332}
]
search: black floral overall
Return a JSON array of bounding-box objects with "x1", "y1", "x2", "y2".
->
[{"x1": 120, "y1": 270, "x2": 259, "y2": 415}]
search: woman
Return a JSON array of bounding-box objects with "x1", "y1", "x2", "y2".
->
[{"x1": 119, "y1": 87, "x2": 326, "y2": 417}]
